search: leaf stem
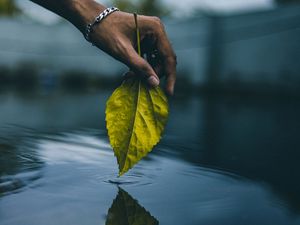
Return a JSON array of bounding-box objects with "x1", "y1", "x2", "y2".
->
[{"x1": 134, "y1": 13, "x2": 141, "y2": 57}]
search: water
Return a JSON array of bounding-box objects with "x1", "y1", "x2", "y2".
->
[{"x1": 0, "y1": 91, "x2": 300, "y2": 225}]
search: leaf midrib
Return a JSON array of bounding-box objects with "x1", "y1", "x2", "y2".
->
[{"x1": 120, "y1": 80, "x2": 141, "y2": 173}]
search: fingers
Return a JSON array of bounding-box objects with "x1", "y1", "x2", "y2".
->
[
  {"x1": 125, "y1": 46, "x2": 160, "y2": 87},
  {"x1": 98, "y1": 35, "x2": 160, "y2": 87},
  {"x1": 146, "y1": 50, "x2": 163, "y2": 78},
  {"x1": 89, "y1": 11, "x2": 176, "y2": 94},
  {"x1": 151, "y1": 17, "x2": 177, "y2": 95},
  {"x1": 165, "y1": 70, "x2": 176, "y2": 95}
]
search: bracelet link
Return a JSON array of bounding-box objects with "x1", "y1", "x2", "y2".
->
[{"x1": 84, "y1": 7, "x2": 119, "y2": 43}]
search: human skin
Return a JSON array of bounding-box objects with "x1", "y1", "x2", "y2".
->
[{"x1": 30, "y1": 0, "x2": 177, "y2": 95}]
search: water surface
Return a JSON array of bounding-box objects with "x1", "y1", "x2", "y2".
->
[{"x1": 0, "y1": 91, "x2": 300, "y2": 225}]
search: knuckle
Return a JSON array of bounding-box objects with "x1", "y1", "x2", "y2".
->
[
  {"x1": 166, "y1": 53, "x2": 177, "y2": 66},
  {"x1": 150, "y1": 16, "x2": 164, "y2": 30},
  {"x1": 131, "y1": 57, "x2": 148, "y2": 72},
  {"x1": 151, "y1": 16, "x2": 161, "y2": 24},
  {"x1": 138, "y1": 61, "x2": 149, "y2": 72}
]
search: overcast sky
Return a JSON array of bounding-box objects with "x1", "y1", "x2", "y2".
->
[{"x1": 16, "y1": 0, "x2": 274, "y2": 24}]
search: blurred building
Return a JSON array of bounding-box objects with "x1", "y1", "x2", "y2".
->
[
  {"x1": 0, "y1": 4, "x2": 299, "y2": 92},
  {"x1": 0, "y1": 17, "x2": 127, "y2": 77},
  {"x1": 167, "y1": 4, "x2": 300, "y2": 93}
]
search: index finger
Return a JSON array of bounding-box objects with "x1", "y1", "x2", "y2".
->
[{"x1": 153, "y1": 17, "x2": 177, "y2": 96}]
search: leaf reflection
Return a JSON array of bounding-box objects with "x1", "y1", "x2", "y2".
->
[{"x1": 106, "y1": 187, "x2": 159, "y2": 225}]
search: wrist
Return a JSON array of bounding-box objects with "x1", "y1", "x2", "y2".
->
[{"x1": 68, "y1": 0, "x2": 106, "y2": 33}]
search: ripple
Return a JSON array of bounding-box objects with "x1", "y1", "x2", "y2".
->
[
  {"x1": 37, "y1": 131, "x2": 112, "y2": 165},
  {"x1": 98, "y1": 170, "x2": 155, "y2": 187},
  {"x1": 0, "y1": 170, "x2": 43, "y2": 195}
]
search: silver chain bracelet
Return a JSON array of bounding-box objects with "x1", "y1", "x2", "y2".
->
[{"x1": 84, "y1": 7, "x2": 119, "y2": 42}]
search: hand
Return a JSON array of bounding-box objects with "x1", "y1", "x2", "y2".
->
[
  {"x1": 89, "y1": 11, "x2": 177, "y2": 95},
  {"x1": 29, "y1": 0, "x2": 176, "y2": 95}
]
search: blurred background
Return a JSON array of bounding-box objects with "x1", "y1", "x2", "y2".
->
[
  {"x1": 1, "y1": 1, "x2": 300, "y2": 225},
  {"x1": 0, "y1": 0, "x2": 300, "y2": 95}
]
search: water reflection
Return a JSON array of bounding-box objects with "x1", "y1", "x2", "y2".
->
[
  {"x1": 182, "y1": 96, "x2": 300, "y2": 213},
  {"x1": 106, "y1": 187, "x2": 159, "y2": 225}
]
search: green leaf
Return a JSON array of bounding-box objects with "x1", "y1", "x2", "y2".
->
[
  {"x1": 106, "y1": 187, "x2": 159, "y2": 225},
  {"x1": 105, "y1": 78, "x2": 168, "y2": 176}
]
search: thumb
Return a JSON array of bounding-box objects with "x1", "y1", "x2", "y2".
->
[{"x1": 126, "y1": 47, "x2": 160, "y2": 87}]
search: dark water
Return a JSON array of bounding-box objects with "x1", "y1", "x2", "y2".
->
[{"x1": 0, "y1": 91, "x2": 300, "y2": 225}]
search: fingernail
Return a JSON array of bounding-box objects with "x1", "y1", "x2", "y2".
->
[{"x1": 148, "y1": 76, "x2": 159, "y2": 86}]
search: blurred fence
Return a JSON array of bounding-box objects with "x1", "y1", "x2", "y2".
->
[{"x1": 0, "y1": 4, "x2": 299, "y2": 94}]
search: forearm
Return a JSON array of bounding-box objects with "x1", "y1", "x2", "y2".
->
[{"x1": 30, "y1": 0, "x2": 106, "y2": 33}]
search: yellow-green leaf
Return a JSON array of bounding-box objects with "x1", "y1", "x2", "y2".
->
[{"x1": 105, "y1": 78, "x2": 168, "y2": 176}]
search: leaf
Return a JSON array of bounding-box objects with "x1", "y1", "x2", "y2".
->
[
  {"x1": 106, "y1": 187, "x2": 159, "y2": 225},
  {"x1": 105, "y1": 78, "x2": 168, "y2": 176}
]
